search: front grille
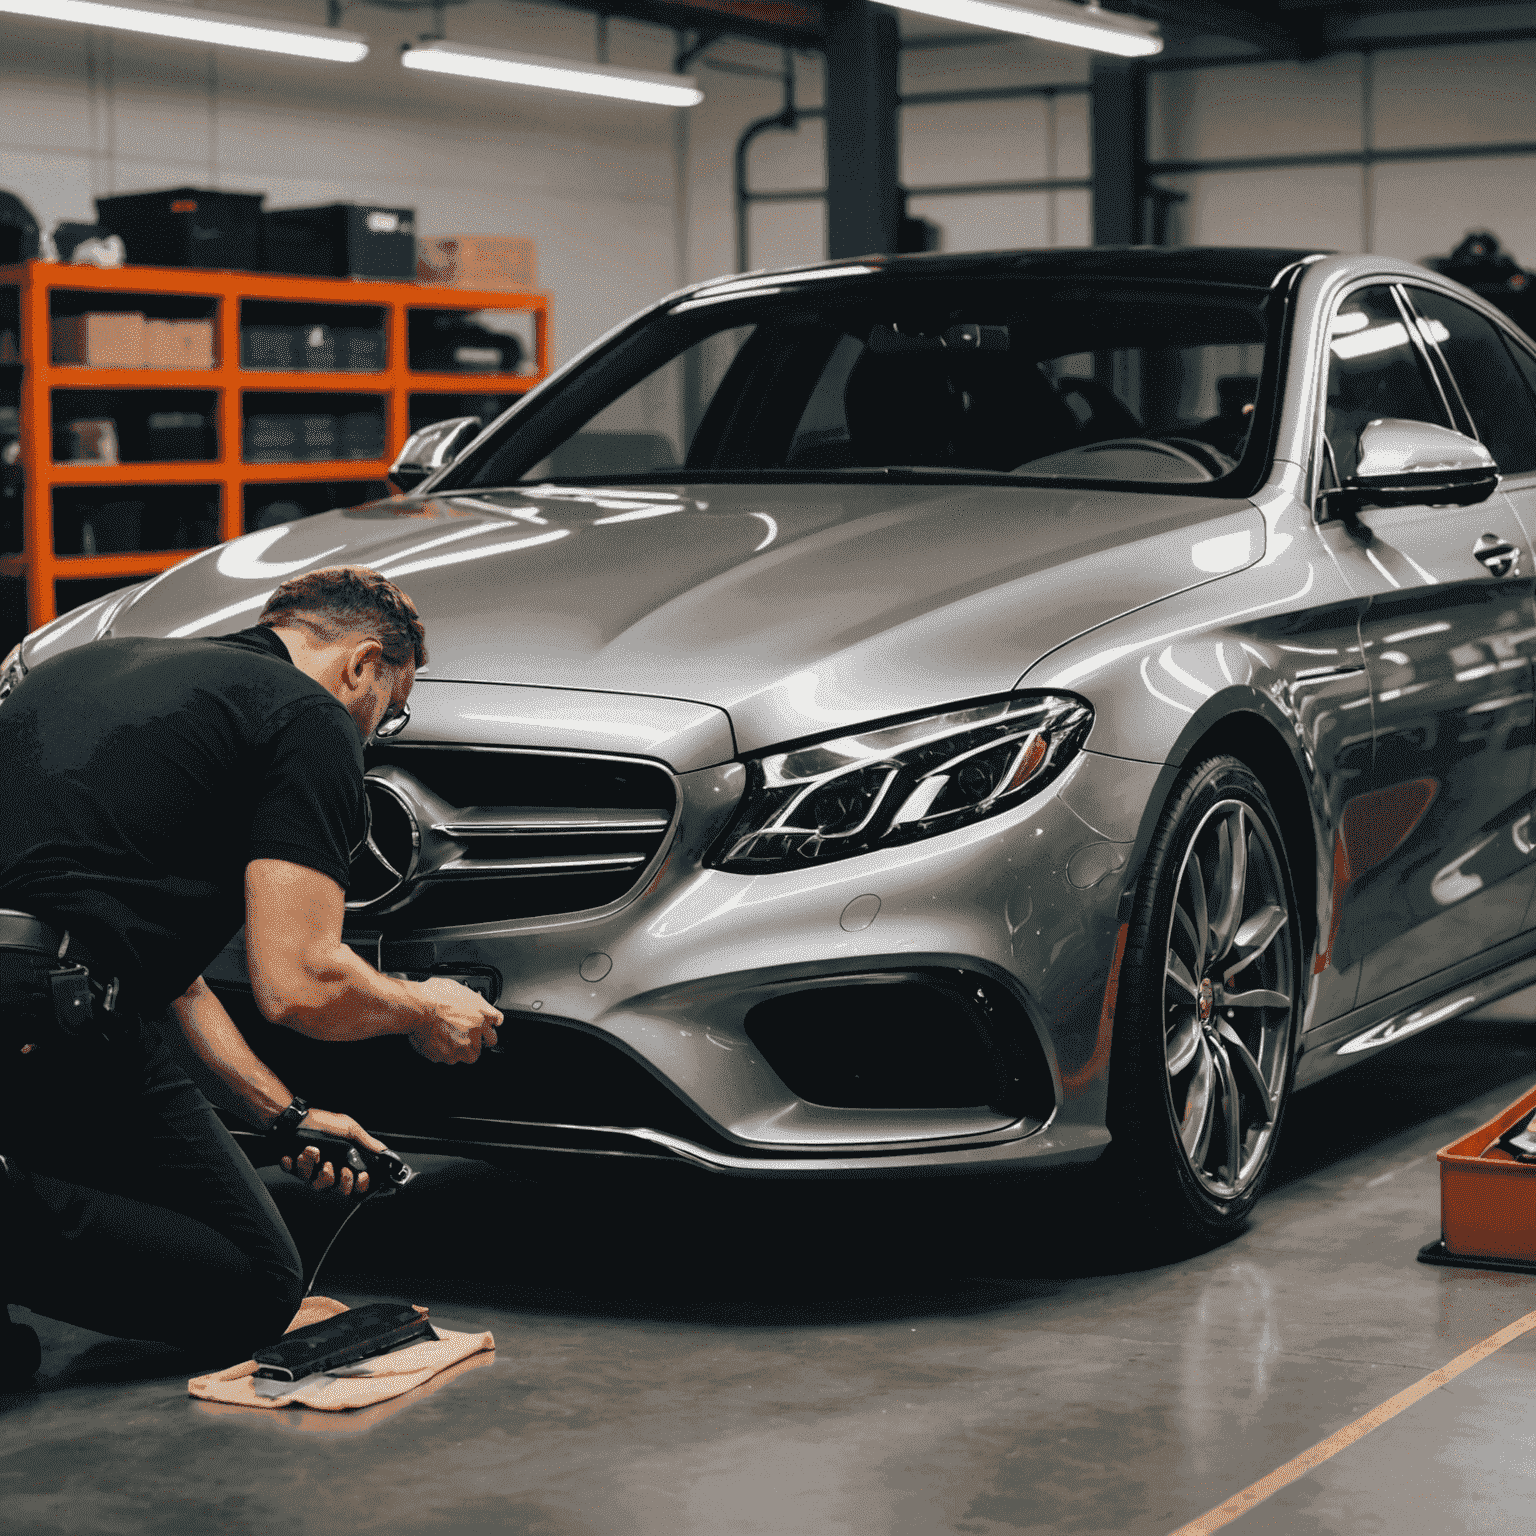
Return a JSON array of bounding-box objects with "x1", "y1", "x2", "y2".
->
[{"x1": 351, "y1": 743, "x2": 677, "y2": 931}]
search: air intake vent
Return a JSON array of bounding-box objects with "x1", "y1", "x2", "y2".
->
[{"x1": 349, "y1": 743, "x2": 677, "y2": 930}]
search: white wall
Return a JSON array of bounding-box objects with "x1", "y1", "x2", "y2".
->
[
  {"x1": 685, "y1": 18, "x2": 1536, "y2": 280},
  {"x1": 679, "y1": 30, "x2": 1094, "y2": 279},
  {"x1": 1150, "y1": 35, "x2": 1536, "y2": 265},
  {"x1": 0, "y1": 0, "x2": 686, "y2": 363},
  {"x1": 7, "y1": 0, "x2": 1536, "y2": 343}
]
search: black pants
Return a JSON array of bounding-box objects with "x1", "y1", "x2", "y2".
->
[{"x1": 0, "y1": 950, "x2": 303, "y2": 1361}]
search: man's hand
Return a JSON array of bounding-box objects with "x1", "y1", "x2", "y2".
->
[
  {"x1": 280, "y1": 1108, "x2": 388, "y2": 1198},
  {"x1": 406, "y1": 977, "x2": 503, "y2": 1064}
]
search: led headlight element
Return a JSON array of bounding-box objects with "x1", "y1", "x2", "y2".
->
[{"x1": 711, "y1": 694, "x2": 1091, "y2": 873}]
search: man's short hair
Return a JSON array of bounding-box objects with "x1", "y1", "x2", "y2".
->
[{"x1": 258, "y1": 566, "x2": 427, "y2": 670}]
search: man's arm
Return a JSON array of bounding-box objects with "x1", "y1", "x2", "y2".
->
[
  {"x1": 170, "y1": 977, "x2": 384, "y2": 1195},
  {"x1": 244, "y1": 857, "x2": 502, "y2": 1063}
]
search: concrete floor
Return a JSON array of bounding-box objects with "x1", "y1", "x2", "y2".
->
[{"x1": 7, "y1": 1018, "x2": 1536, "y2": 1536}]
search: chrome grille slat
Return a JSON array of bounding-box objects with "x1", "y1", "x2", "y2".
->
[
  {"x1": 432, "y1": 806, "x2": 671, "y2": 836},
  {"x1": 434, "y1": 852, "x2": 650, "y2": 878}
]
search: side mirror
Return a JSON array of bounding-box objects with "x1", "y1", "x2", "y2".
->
[
  {"x1": 1322, "y1": 418, "x2": 1500, "y2": 530},
  {"x1": 387, "y1": 416, "x2": 481, "y2": 494}
]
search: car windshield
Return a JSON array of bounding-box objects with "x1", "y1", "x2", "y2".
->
[{"x1": 450, "y1": 276, "x2": 1275, "y2": 493}]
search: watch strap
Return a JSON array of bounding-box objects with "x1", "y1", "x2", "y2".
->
[{"x1": 269, "y1": 1096, "x2": 310, "y2": 1137}]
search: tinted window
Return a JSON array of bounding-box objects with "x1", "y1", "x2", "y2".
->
[
  {"x1": 1503, "y1": 330, "x2": 1536, "y2": 410},
  {"x1": 523, "y1": 327, "x2": 754, "y2": 480},
  {"x1": 456, "y1": 279, "x2": 1272, "y2": 492},
  {"x1": 1324, "y1": 286, "x2": 1450, "y2": 482},
  {"x1": 1408, "y1": 287, "x2": 1536, "y2": 474}
]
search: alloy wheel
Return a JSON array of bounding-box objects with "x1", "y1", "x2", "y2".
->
[{"x1": 1162, "y1": 798, "x2": 1295, "y2": 1201}]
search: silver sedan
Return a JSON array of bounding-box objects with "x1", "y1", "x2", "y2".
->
[{"x1": 21, "y1": 245, "x2": 1536, "y2": 1240}]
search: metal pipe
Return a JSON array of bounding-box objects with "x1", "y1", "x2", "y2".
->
[
  {"x1": 909, "y1": 176, "x2": 1093, "y2": 198},
  {"x1": 732, "y1": 77, "x2": 1088, "y2": 270},
  {"x1": 734, "y1": 106, "x2": 822, "y2": 271},
  {"x1": 1149, "y1": 138, "x2": 1536, "y2": 177},
  {"x1": 1145, "y1": 22, "x2": 1536, "y2": 72},
  {"x1": 901, "y1": 81, "x2": 1088, "y2": 106}
]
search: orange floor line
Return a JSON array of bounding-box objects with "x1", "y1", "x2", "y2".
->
[{"x1": 1168, "y1": 1302, "x2": 1536, "y2": 1535}]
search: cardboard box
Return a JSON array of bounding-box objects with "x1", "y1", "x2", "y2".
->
[
  {"x1": 51, "y1": 312, "x2": 146, "y2": 368},
  {"x1": 417, "y1": 235, "x2": 536, "y2": 292},
  {"x1": 56, "y1": 418, "x2": 119, "y2": 465},
  {"x1": 144, "y1": 319, "x2": 215, "y2": 371}
]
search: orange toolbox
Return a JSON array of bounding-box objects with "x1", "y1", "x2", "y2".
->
[{"x1": 1420, "y1": 1081, "x2": 1536, "y2": 1272}]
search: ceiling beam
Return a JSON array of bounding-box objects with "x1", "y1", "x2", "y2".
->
[
  {"x1": 1126, "y1": 0, "x2": 1317, "y2": 55},
  {"x1": 554, "y1": 0, "x2": 823, "y2": 49}
]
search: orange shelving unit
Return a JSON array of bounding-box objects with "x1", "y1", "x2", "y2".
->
[{"x1": 0, "y1": 260, "x2": 548, "y2": 630}]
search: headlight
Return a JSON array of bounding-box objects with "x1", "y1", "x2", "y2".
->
[
  {"x1": 0, "y1": 643, "x2": 25, "y2": 707},
  {"x1": 709, "y1": 693, "x2": 1092, "y2": 874}
]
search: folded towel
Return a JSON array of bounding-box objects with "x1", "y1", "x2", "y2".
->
[{"x1": 188, "y1": 1296, "x2": 494, "y2": 1412}]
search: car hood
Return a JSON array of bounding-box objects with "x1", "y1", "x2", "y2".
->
[{"x1": 105, "y1": 480, "x2": 1263, "y2": 753}]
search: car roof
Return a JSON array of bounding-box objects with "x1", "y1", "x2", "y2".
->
[{"x1": 689, "y1": 246, "x2": 1332, "y2": 297}]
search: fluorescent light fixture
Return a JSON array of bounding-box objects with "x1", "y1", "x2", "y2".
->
[
  {"x1": 884, "y1": 0, "x2": 1160, "y2": 57},
  {"x1": 0, "y1": 0, "x2": 368, "y2": 60},
  {"x1": 402, "y1": 40, "x2": 703, "y2": 107}
]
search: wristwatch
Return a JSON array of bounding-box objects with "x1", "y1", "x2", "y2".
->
[{"x1": 269, "y1": 1096, "x2": 310, "y2": 1137}]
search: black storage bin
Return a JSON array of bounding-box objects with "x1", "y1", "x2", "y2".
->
[
  {"x1": 95, "y1": 188, "x2": 266, "y2": 271},
  {"x1": 246, "y1": 414, "x2": 300, "y2": 462},
  {"x1": 242, "y1": 326, "x2": 301, "y2": 370},
  {"x1": 337, "y1": 327, "x2": 385, "y2": 371},
  {"x1": 146, "y1": 410, "x2": 212, "y2": 460},
  {"x1": 299, "y1": 413, "x2": 338, "y2": 461},
  {"x1": 338, "y1": 411, "x2": 385, "y2": 461},
  {"x1": 299, "y1": 324, "x2": 336, "y2": 370},
  {"x1": 265, "y1": 204, "x2": 416, "y2": 280},
  {"x1": 408, "y1": 310, "x2": 524, "y2": 372}
]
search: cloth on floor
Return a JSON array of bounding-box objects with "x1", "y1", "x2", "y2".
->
[{"x1": 188, "y1": 1296, "x2": 494, "y2": 1411}]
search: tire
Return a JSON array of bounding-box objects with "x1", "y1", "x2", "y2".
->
[{"x1": 1102, "y1": 755, "x2": 1303, "y2": 1245}]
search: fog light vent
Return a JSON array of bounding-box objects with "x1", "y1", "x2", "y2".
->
[{"x1": 744, "y1": 971, "x2": 1053, "y2": 1118}]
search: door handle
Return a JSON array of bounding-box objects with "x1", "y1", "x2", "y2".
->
[{"x1": 1474, "y1": 532, "x2": 1520, "y2": 578}]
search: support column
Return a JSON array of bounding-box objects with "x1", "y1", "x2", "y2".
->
[
  {"x1": 1091, "y1": 60, "x2": 1146, "y2": 246},
  {"x1": 824, "y1": 0, "x2": 899, "y2": 259}
]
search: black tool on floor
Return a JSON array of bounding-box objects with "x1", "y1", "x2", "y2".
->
[
  {"x1": 252, "y1": 1301, "x2": 436, "y2": 1381},
  {"x1": 1496, "y1": 1109, "x2": 1536, "y2": 1163}
]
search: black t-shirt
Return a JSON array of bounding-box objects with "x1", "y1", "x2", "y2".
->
[{"x1": 0, "y1": 625, "x2": 364, "y2": 1011}]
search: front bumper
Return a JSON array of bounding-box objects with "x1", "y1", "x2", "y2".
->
[{"x1": 211, "y1": 745, "x2": 1157, "y2": 1177}]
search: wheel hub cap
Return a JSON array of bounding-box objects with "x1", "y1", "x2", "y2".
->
[{"x1": 1197, "y1": 977, "x2": 1214, "y2": 1023}]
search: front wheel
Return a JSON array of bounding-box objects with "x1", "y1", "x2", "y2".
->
[{"x1": 1103, "y1": 756, "x2": 1303, "y2": 1244}]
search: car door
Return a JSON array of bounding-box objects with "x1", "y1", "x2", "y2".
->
[
  {"x1": 1400, "y1": 283, "x2": 1536, "y2": 932},
  {"x1": 1319, "y1": 283, "x2": 1536, "y2": 1005}
]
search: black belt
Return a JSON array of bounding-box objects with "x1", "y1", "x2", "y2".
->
[{"x1": 0, "y1": 908, "x2": 123, "y2": 1013}]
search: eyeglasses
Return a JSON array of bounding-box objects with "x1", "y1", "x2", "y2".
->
[{"x1": 371, "y1": 699, "x2": 411, "y2": 743}]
